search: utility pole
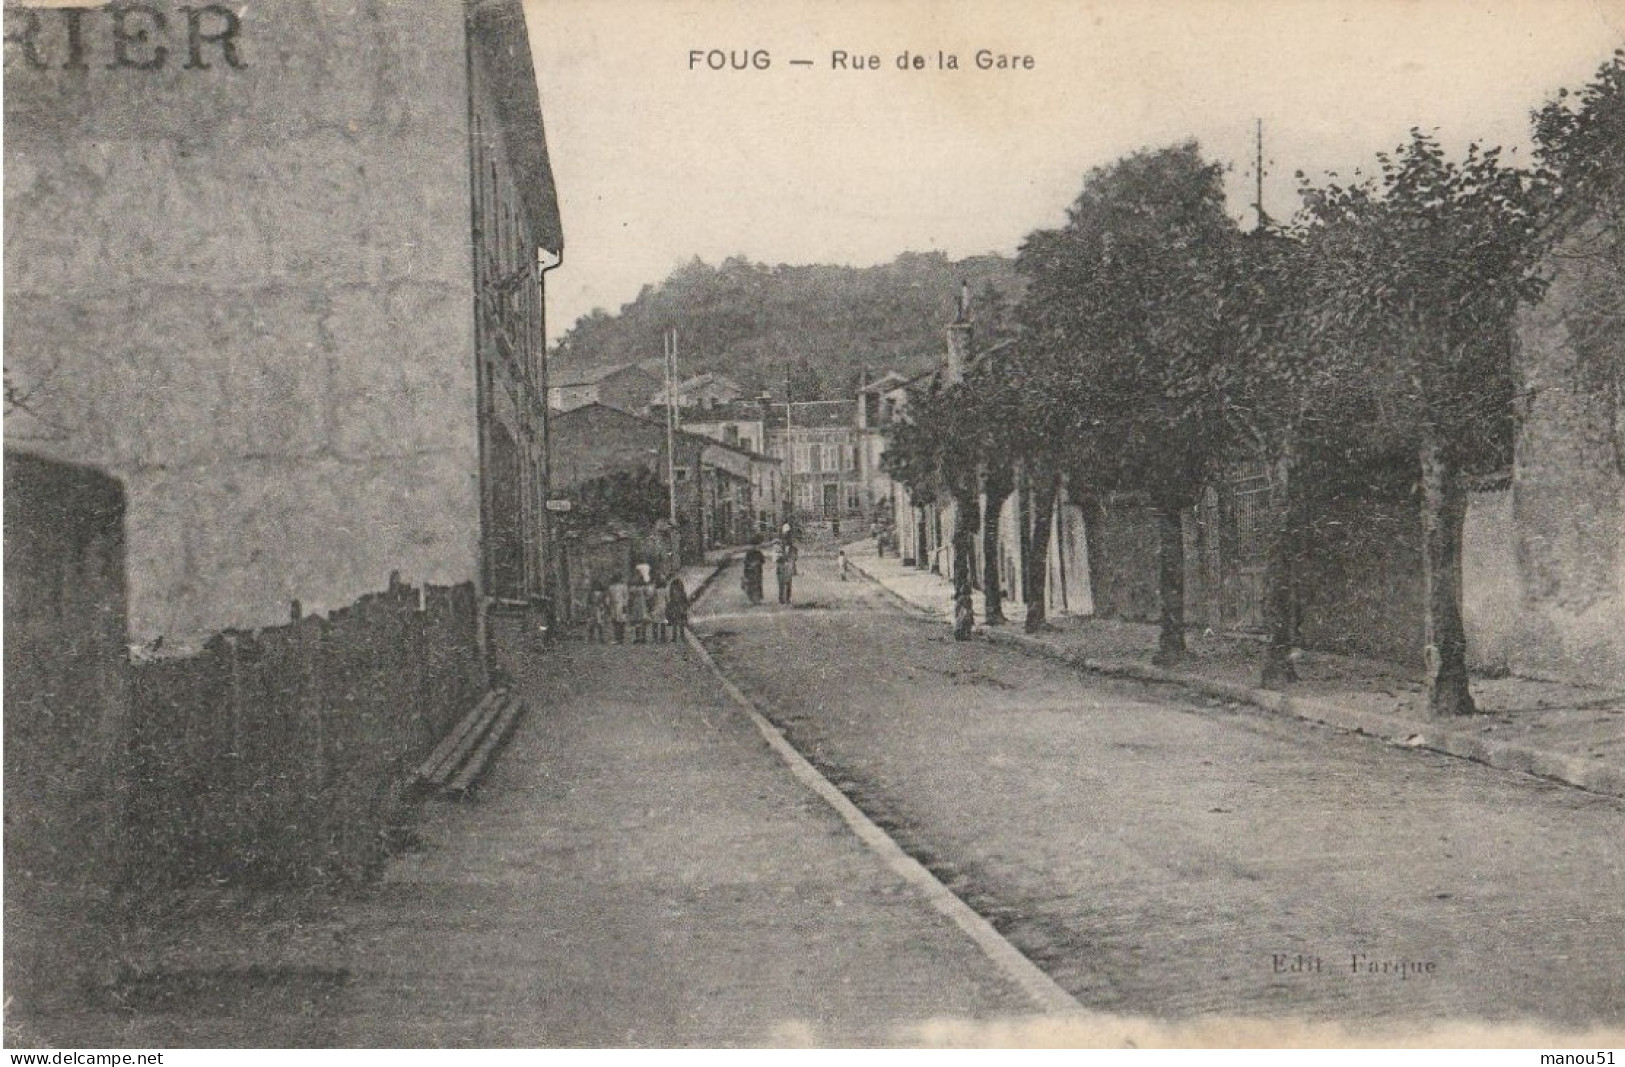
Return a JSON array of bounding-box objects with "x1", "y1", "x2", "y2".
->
[
  {"x1": 1254, "y1": 118, "x2": 1270, "y2": 233},
  {"x1": 664, "y1": 328, "x2": 679, "y2": 530},
  {"x1": 783, "y1": 367, "x2": 794, "y2": 532}
]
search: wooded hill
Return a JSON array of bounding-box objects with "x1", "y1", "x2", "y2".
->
[{"x1": 547, "y1": 251, "x2": 1022, "y2": 400}]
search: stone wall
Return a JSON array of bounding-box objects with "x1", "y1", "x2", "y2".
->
[
  {"x1": 3, "y1": 0, "x2": 482, "y2": 648},
  {"x1": 1510, "y1": 215, "x2": 1625, "y2": 686}
]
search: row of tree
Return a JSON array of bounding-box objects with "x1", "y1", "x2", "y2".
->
[{"x1": 884, "y1": 52, "x2": 1623, "y2": 715}]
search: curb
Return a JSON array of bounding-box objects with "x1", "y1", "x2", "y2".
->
[
  {"x1": 851, "y1": 559, "x2": 1625, "y2": 803},
  {"x1": 682, "y1": 622, "x2": 1084, "y2": 1016},
  {"x1": 687, "y1": 552, "x2": 733, "y2": 605}
]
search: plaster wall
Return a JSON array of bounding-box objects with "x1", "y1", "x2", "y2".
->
[{"x1": 4, "y1": 0, "x2": 482, "y2": 646}]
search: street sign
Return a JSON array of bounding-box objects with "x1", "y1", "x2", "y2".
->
[{"x1": 545, "y1": 499, "x2": 573, "y2": 512}]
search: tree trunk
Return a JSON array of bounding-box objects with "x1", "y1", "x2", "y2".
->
[
  {"x1": 1024, "y1": 469, "x2": 1059, "y2": 633},
  {"x1": 1016, "y1": 465, "x2": 1033, "y2": 598},
  {"x1": 982, "y1": 466, "x2": 1013, "y2": 625},
  {"x1": 1153, "y1": 505, "x2": 1187, "y2": 662},
  {"x1": 1260, "y1": 452, "x2": 1303, "y2": 688},
  {"x1": 1420, "y1": 435, "x2": 1477, "y2": 716},
  {"x1": 951, "y1": 488, "x2": 978, "y2": 640}
]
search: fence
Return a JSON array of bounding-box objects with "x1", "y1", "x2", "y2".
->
[
  {"x1": 125, "y1": 578, "x2": 484, "y2": 888},
  {"x1": 4, "y1": 452, "x2": 131, "y2": 1008}
]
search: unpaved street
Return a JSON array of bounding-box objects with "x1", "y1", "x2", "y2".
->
[{"x1": 699, "y1": 550, "x2": 1625, "y2": 1028}]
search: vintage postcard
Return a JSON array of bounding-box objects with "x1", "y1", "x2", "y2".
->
[{"x1": 4, "y1": 0, "x2": 1624, "y2": 1053}]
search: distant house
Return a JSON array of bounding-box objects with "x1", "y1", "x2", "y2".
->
[
  {"x1": 679, "y1": 402, "x2": 784, "y2": 534},
  {"x1": 547, "y1": 363, "x2": 662, "y2": 413},
  {"x1": 767, "y1": 399, "x2": 870, "y2": 521},
  {"x1": 651, "y1": 372, "x2": 745, "y2": 412},
  {"x1": 549, "y1": 403, "x2": 754, "y2": 558}
]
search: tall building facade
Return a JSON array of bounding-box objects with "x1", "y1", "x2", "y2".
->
[{"x1": 3, "y1": 0, "x2": 564, "y2": 647}]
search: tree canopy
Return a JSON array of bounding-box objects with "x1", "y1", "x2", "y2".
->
[{"x1": 549, "y1": 252, "x2": 1022, "y2": 401}]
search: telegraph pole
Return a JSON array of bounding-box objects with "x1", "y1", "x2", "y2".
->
[
  {"x1": 1254, "y1": 118, "x2": 1270, "y2": 232},
  {"x1": 783, "y1": 366, "x2": 794, "y2": 533},
  {"x1": 664, "y1": 328, "x2": 679, "y2": 528}
]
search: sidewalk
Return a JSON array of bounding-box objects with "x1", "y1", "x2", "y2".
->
[
  {"x1": 31, "y1": 551, "x2": 1037, "y2": 1048},
  {"x1": 844, "y1": 538, "x2": 1625, "y2": 801}
]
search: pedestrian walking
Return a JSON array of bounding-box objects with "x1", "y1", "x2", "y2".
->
[
  {"x1": 666, "y1": 575, "x2": 690, "y2": 642},
  {"x1": 837, "y1": 547, "x2": 850, "y2": 581},
  {"x1": 607, "y1": 575, "x2": 629, "y2": 644},
  {"x1": 742, "y1": 541, "x2": 766, "y2": 605},
  {"x1": 775, "y1": 539, "x2": 798, "y2": 605}
]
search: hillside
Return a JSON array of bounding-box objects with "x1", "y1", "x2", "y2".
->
[{"x1": 547, "y1": 251, "x2": 1022, "y2": 400}]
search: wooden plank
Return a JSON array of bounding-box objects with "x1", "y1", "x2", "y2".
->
[
  {"x1": 422, "y1": 693, "x2": 506, "y2": 788},
  {"x1": 444, "y1": 697, "x2": 527, "y2": 797},
  {"x1": 413, "y1": 689, "x2": 504, "y2": 787}
]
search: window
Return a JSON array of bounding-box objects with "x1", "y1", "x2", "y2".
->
[
  {"x1": 794, "y1": 444, "x2": 812, "y2": 472},
  {"x1": 821, "y1": 445, "x2": 840, "y2": 472}
]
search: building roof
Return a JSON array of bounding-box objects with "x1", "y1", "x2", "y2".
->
[
  {"x1": 467, "y1": 0, "x2": 563, "y2": 256},
  {"x1": 548, "y1": 361, "x2": 659, "y2": 388},
  {"x1": 552, "y1": 402, "x2": 748, "y2": 458},
  {"x1": 859, "y1": 371, "x2": 913, "y2": 394},
  {"x1": 765, "y1": 400, "x2": 856, "y2": 431},
  {"x1": 681, "y1": 372, "x2": 741, "y2": 392}
]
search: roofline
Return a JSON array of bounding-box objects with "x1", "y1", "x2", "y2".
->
[{"x1": 466, "y1": 0, "x2": 563, "y2": 256}]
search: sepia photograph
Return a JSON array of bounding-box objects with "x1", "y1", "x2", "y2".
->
[{"x1": 4, "y1": 0, "x2": 1624, "y2": 1051}]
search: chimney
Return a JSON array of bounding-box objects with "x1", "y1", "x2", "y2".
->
[{"x1": 944, "y1": 280, "x2": 972, "y2": 385}]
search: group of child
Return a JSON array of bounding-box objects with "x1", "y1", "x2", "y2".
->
[{"x1": 585, "y1": 562, "x2": 690, "y2": 645}]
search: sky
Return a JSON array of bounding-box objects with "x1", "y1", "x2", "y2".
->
[{"x1": 524, "y1": 0, "x2": 1625, "y2": 345}]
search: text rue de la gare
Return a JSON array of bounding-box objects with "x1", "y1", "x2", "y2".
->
[{"x1": 688, "y1": 49, "x2": 1036, "y2": 73}]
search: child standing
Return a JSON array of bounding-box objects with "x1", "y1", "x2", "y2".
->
[
  {"x1": 608, "y1": 575, "x2": 630, "y2": 644},
  {"x1": 586, "y1": 583, "x2": 608, "y2": 643},
  {"x1": 666, "y1": 576, "x2": 690, "y2": 643},
  {"x1": 628, "y1": 572, "x2": 651, "y2": 644},
  {"x1": 650, "y1": 579, "x2": 669, "y2": 643}
]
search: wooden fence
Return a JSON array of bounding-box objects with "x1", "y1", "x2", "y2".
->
[{"x1": 125, "y1": 578, "x2": 484, "y2": 888}]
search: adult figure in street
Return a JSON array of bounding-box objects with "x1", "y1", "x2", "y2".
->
[
  {"x1": 775, "y1": 538, "x2": 798, "y2": 605},
  {"x1": 742, "y1": 541, "x2": 766, "y2": 605}
]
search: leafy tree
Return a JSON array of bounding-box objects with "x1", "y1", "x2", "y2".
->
[
  {"x1": 961, "y1": 284, "x2": 1024, "y2": 626},
  {"x1": 1016, "y1": 142, "x2": 1243, "y2": 654},
  {"x1": 1294, "y1": 130, "x2": 1548, "y2": 715},
  {"x1": 1531, "y1": 51, "x2": 1625, "y2": 467},
  {"x1": 882, "y1": 376, "x2": 983, "y2": 638},
  {"x1": 573, "y1": 467, "x2": 671, "y2": 531}
]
